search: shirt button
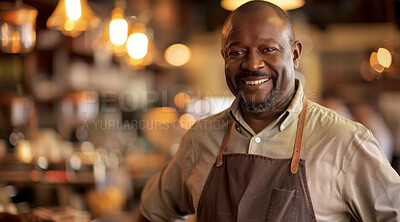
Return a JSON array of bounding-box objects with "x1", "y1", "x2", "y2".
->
[
  {"x1": 236, "y1": 124, "x2": 241, "y2": 133},
  {"x1": 255, "y1": 137, "x2": 261, "y2": 143}
]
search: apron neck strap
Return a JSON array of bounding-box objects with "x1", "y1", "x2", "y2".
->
[
  {"x1": 215, "y1": 97, "x2": 309, "y2": 170},
  {"x1": 290, "y1": 97, "x2": 308, "y2": 174}
]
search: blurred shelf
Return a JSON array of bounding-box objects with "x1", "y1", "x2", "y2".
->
[
  {"x1": 0, "y1": 171, "x2": 94, "y2": 185},
  {"x1": 0, "y1": 154, "x2": 95, "y2": 185}
]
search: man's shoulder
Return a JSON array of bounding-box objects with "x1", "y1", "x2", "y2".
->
[
  {"x1": 304, "y1": 101, "x2": 377, "y2": 169},
  {"x1": 307, "y1": 100, "x2": 369, "y2": 138}
]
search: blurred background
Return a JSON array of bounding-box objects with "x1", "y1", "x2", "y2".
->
[{"x1": 0, "y1": 0, "x2": 399, "y2": 221}]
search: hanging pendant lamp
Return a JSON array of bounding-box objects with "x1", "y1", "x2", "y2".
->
[
  {"x1": 126, "y1": 23, "x2": 154, "y2": 69},
  {"x1": 47, "y1": 0, "x2": 100, "y2": 37},
  {"x1": 0, "y1": 0, "x2": 38, "y2": 53},
  {"x1": 220, "y1": 0, "x2": 305, "y2": 11}
]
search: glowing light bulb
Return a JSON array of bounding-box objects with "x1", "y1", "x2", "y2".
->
[
  {"x1": 165, "y1": 44, "x2": 191, "y2": 67},
  {"x1": 174, "y1": 93, "x2": 190, "y2": 109},
  {"x1": 127, "y1": 33, "x2": 148, "y2": 59},
  {"x1": 66, "y1": 0, "x2": 82, "y2": 20},
  {"x1": 377, "y1": 48, "x2": 392, "y2": 68},
  {"x1": 370, "y1": 52, "x2": 384, "y2": 73},
  {"x1": 109, "y1": 19, "x2": 128, "y2": 46}
]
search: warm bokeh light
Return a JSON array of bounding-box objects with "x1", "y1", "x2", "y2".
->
[
  {"x1": 127, "y1": 33, "x2": 148, "y2": 59},
  {"x1": 145, "y1": 107, "x2": 178, "y2": 125},
  {"x1": 377, "y1": 48, "x2": 392, "y2": 68},
  {"x1": 179, "y1": 114, "x2": 196, "y2": 130},
  {"x1": 11, "y1": 31, "x2": 21, "y2": 53},
  {"x1": 37, "y1": 156, "x2": 49, "y2": 169},
  {"x1": 109, "y1": 18, "x2": 128, "y2": 46},
  {"x1": 220, "y1": 0, "x2": 304, "y2": 11},
  {"x1": 369, "y1": 52, "x2": 384, "y2": 73},
  {"x1": 16, "y1": 140, "x2": 33, "y2": 163},
  {"x1": 66, "y1": 0, "x2": 81, "y2": 20},
  {"x1": 70, "y1": 154, "x2": 82, "y2": 171},
  {"x1": 165, "y1": 44, "x2": 191, "y2": 67},
  {"x1": 44, "y1": 171, "x2": 70, "y2": 183},
  {"x1": 174, "y1": 93, "x2": 191, "y2": 109},
  {"x1": 30, "y1": 171, "x2": 40, "y2": 182},
  {"x1": 1, "y1": 24, "x2": 9, "y2": 47},
  {"x1": 269, "y1": 0, "x2": 305, "y2": 10},
  {"x1": 127, "y1": 53, "x2": 152, "y2": 69}
]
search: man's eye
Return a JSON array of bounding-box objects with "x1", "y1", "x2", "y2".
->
[
  {"x1": 262, "y1": 47, "x2": 276, "y2": 53},
  {"x1": 229, "y1": 51, "x2": 244, "y2": 56}
]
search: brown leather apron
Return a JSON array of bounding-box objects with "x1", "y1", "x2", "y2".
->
[{"x1": 197, "y1": 99, "x2": 316, "y2": 222}]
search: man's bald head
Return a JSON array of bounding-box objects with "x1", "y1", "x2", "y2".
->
[{"x1": 221, "y1": 1, "x2": 295, "y2": 51}]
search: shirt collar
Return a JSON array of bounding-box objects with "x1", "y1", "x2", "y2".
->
[
  {"x1": 280, "y1": 79, "x2": 304, "y2": 131},
  {"x1": 228, "y1": 79, "x2": 304, "y2": 135}
]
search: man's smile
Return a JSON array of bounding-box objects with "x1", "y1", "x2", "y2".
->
[
  {"x1": 237, "y1": 76, "x2": 274, "y2": 93},
  {"x1": 241, "y1": 77, "x2": 270, "y2": 86}
]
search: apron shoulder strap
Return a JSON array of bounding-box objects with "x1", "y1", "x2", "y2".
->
[
  {"x1": 216, "y1": 122, "x2": 234, "y2": 167},
  {"x1": 290, "y1": 97, "x2": 308, "y2": 174}
]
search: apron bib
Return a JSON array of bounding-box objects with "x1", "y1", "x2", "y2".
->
[{"x1": 197, "y1": 98, "x2": 316, "y2": 222}]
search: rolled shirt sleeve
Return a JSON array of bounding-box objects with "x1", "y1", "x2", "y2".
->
[{"x1": 139, "y1": 130, "x2": 195, "y2": 221}]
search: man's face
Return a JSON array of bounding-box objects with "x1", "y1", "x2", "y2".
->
[{"x1": 222, "y1": 11, "x2": 300, "y2": 113}]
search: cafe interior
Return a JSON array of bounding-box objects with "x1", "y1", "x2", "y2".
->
[{"x1": 0, "y1": 0, "x2": 399, "y2": 220}]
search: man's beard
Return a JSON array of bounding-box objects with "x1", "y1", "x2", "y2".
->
[{"x1": 234, "y1": 71, "x2": 277, "y2": 113}]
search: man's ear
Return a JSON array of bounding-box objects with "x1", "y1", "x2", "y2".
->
[{"x1": 292, "y1": 41, "x2": 302, "y2": 69}]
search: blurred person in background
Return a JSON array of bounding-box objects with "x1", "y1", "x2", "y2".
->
[
  {"x1": 321, "y1": 96, "x2": 395, "y2": 167},
  {"x1": 320, "y1": 94, "x2": 354, "y2": 121},
  {"x1": 138, "y1": 1, "x2": 400, "y2": 221},
  {"x1": 351, "y1": 103, "x2": 394, "y2": 162}
]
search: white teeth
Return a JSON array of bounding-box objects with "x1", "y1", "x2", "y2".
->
[{"x1": 245, "y1": 78, "x2": 269, "y2": 85}]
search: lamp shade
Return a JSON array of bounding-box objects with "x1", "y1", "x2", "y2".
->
[
  {"x1": 0, "y1": 1, "x2": 38, "y2": 53},
  {"x1": 47, "y1": 0, "x2": 100, "y2": 37},
  {"x1": 221, "y1": 0, "x2": 304, "y2": 11}
]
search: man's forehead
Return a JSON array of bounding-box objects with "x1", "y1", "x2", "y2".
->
[
  {"x1": 223, "y1": 12, "x2": 288, "y2": 42},
  {"x1": 221, "y1": 5, "x2": 292, "y2": 49},
  {"x1": 230, "y1": 9, "x2": 286, "y2": 31}
]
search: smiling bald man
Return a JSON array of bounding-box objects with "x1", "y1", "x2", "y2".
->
[{"x1": 138, "y1": 1, "x2": 400, "y2": 221}]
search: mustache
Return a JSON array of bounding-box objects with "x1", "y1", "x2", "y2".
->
[{"x1": 234, "y1": 70, "x2": 277, "y2": 82}]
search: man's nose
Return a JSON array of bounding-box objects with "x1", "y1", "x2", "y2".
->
[{"x1": 241, "y1": 51, "x2": 265, "y2": 71}]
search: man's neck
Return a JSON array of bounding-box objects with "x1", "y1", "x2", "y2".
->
[
  {"x1": 240, "y1": 88, "x2": 295, "y2": 134},
  {"x1": 241, "y1": 108, "x2": 282, "y2": 134}
]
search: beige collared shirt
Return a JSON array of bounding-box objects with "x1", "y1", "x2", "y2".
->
[{"x1": 140, "y1": 81, "x2": 400, "y2": 222}]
